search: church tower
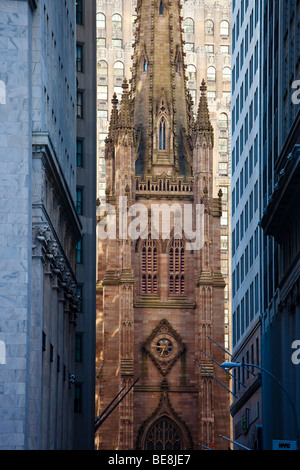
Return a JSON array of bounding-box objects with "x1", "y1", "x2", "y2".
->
[{"x1": 96, "y1": 0, "x2": 230, "y2": 451}]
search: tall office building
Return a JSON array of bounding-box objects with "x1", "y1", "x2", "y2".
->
[
  {"x1": 260, "y1": 0, "x2": 300, "y2": 450},
  {"x1": 95, "y1": 0, "x2": 232, "y2": 377},
  {"x1": 0, "y1": 0, "x2": 81, "y2": 449},
  {"x1": 95, "y1": 0, "x2": 231, "y2": 450},
  {"x1": 0, "y1": 0, "x2": 97, "y2": 450},
  {"x1": 75, "y1": 0, "x2": 97, "y2": 450},
  {"x1": 230, "y1": 0, "x2": 262, "y2": 450}
]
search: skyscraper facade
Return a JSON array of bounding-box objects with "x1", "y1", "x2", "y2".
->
[
  {"x1": 230, "y1": 0, "x2": 262, "y2": 450},
  {"x1": 75, "y1": 0, "x2": 97, "y2": 450},
  {"x1": 260, "y1": 0, "x2": 300, "y2": 450},
  {"x1": 95, "y1": 0, "x2": 230, "y2": 451},
  {"x1": 0, "y1": 0, "x2": 96, "y2": 450}
]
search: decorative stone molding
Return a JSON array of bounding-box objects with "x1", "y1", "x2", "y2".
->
[
  {"x1": 32, "y1": 223, "x2": 81, "y2": 318},
  {"x1": 143, "y1": 319, "x2": 185, "y2": 376},
  {"x1": 136, "y1": 378, "x2": 193, "y2": 450}
]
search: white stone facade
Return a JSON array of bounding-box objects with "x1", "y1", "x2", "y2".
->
[{"x1": 0, "y1": 0, "x2": 81, "y2": 450}]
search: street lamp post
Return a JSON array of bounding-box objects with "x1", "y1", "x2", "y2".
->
[{"x1": 221, "y1": 361, "x2": 300, "y2": 449}]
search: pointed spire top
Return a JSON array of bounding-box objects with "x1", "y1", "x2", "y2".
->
[
  {"x1": 116, "y1": 78, "x2": 135, "y2": 145},
  {"x1": 200, "y1": 78, "x2": 207, "y2": 94},
  {"x1": 194, "y1": 79, "x2": 214, "y2": 148},
  {"x1": 106, "y1": 93, "x2": 119, "y2": 152},
  {"x1": 118, "y1": 78, "x2": 133, "y2": 130},
  {"x1": 111, "y1": 92, "x2": 118, "y2": 109},
  {"x1": 122, "y1": 77, "x2": 129, "y2": 92}
]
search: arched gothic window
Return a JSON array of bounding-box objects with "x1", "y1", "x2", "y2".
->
[
  {"x1": 141, "y1": 237, "x2": 158, "y2": 294},
  {"x1": 159, "y1": 118, "x2": 166, "y2": 150},
  {"x1": 159, "y1": 0, "x2": 164, "y2": 15},
  {"x1": 169, "y1": 239, "x2": 185, "y2": 295},
  {"x1": 144, "y1": 417, "x2": 183, "y2": 450}
]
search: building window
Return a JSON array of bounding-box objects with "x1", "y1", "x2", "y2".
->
[
  {"x1": 76, "y1": 0, "x2": 83, "y2": 25},
  {"x1": 141, "y1": 237, "x2": 158, "y2": 295},
  {"x1": 144, "y1": 417, "x2": 183, "y2": 451},
  {"x1": 187, "y1": 64, "x2": 196, "y2": 80},
  {"x1": 220, "y1": 45, "x2": 230, "y2": 54},
  {"x1": 221, "y1": 235, "x2": 228, "y2": 251},
  {"x1": 223, "y1": 67, "x2": 231, "y2": 81},
  {"x1": 184, "y1": 18, "x2": 194, "y2": 33},
  {"x1": 97, "y1": 85, "x2": 107, "y2": 101},
  {"x1": 76, "y1": 91, "x2": 83, "y2": 118},
  {"x1": 112, "y1": 39, "x2": 122, "y2": 49},
  {"x1": 97, "y1": 38, "x2": 106, "y2": 48},
  {"x1": 77, "y1": 139, "x2": 84, "y2": 167},
  {"x1": 220, "y1": 20, "x2": 229, "y2": 36},
  {"x1": 76, "y1": 188, "x2": 83, "y2": 215},
  {"x1": 221, "y1": 259, "x2": 228, "y2": 275},
  {"x1": 76, "y1": 238, "x2": 83, "y2": 264},
  {"x1": 219, "y1": 113, "x2": 228, "y2": 128},
  {"x1": 99, "y1": 60, "x2": 108, "y2": 77},
  {"x1": 221, "y1": 211, "x2": 228, "y2": 226},
  {"x1": 159, "y1": 118, "x2": 166, "y2": 150},
  {"x1": 220, "y1": 186, "x2": 228, "y2": 201},
  {"x1": 76, "y1": 44, "x2": 83, "y2": 73},
  {"x1": 169, "y1": 239, "x2": 185, "y2": 295},
  {"x1": 207, "y1": 91, "x2": 216, "y2": 102},
  {"x1": 207, "y1": 66, "x2": 216, "y2": 82},
  {"x1": 96, "y1": 12, "x2": 106, "y2": 29},
  {"x1": 205, "y1": 19, "x2": 214, "y2": 35},
  {"x1": 219, "y1": 162, "x2": 228, "y2": 175},
  {"x1": 98, "y1": 109, "x2": 108, "y2": 120},
  {"x1": 114, "y1": 61, "x2": 124, "y2": 77},
  {"x1": 184, "y1": 42, "x2": 194, "y2": 52},
  {"x1": 112, "y1": 13, "x2": 122, "y2": 31},
  {"x1": 75, "y1": 334, "x2": 83, "y2": 362},
  {"x1": 224, "y1": 284, "x2": 229, "y2": 300},
  {"x1": 205, "y1": 44, "x2": 214, "y2": 54},
  {"x1": 219, "y1": 138, "x2": 228, "y2": 153},
  {"x1": 159, "y1": 0, "x2": 164, "y2": 15}
]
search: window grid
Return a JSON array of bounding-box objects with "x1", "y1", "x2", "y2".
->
[{"x1": 169, "y1": 240, "x2": 185, "y2": 295}]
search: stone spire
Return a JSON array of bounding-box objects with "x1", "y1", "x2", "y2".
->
[
  {"x1": 194, "y1": 80, "x2": 214, "y2": 148},
  {"x1": 117, "y1": 78, "x2": 135, "y2": 145},
  {"x1": 105, "y1": 92, "x2": 119, "y2": 152},
  {"x1": 131, "y1": 0, "x2": 192, "y2": 177}
]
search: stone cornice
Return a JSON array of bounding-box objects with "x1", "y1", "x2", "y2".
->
[
  {"x1": 32, "y1": 223, "x2": 81, "y2": 319},
  {"x1": 135, "y1": 299, "x2": 196, "y2": 309},
  {"x1": 260, "y1": 145, "x2": 300, "y2": 242}
]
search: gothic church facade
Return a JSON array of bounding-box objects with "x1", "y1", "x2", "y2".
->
[{"x1": 96, "y1": 0, "x2": 230, "y2": 450}]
